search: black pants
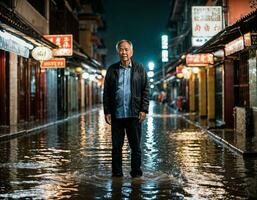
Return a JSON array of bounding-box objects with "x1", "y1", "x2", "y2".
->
[{"x1": 111, "y1": 117, "x2": 142, "y2": 175}]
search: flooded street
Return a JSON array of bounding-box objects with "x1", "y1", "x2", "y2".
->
[{"x1": 0, "y1": 101, "x2": 257, "y2": 199}]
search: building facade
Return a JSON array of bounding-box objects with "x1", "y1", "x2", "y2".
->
[
  {"x1": 0, "y1": 0, "x2": 106, "y2": 126},
  {"x1": 165, "y1": 0, "x2": 257, "y2": 133}
]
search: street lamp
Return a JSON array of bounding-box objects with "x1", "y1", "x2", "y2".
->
[
  {"x1": 148, "y1": 61, "x2": 155, "y2": 70},
  {"x1": 147, "y1": 61, "x2": 155, "y2": 96},
  {"x1": 147, "y1": 71, "x2": 154, "y2": 78}
]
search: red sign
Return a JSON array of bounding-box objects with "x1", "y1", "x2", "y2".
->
[
  {"x1": 225, "y1": 36, "x2": 244, "y2": 56},
  {"x1": 186, "y1": 53, "x2": 213, "y2": 66},
  {"x1": 44, "y1": 34, "x2": 73, "y2": 56},
  {"x1": 40, "y1": 58, "x2": 66, "y2": 68}
]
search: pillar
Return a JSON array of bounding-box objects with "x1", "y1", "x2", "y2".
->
[
  {"x1": 199, "y1": 68, "x2": 207, "y2": 117},
  {"x1": 207, "y1": 67, "x2": 215, "y2": 120},
  {"x1": 9, "y1": 53, "x2": 18, "y2": 125},
  {"x1": 189, "y1": 73, "x2": 195, "y2": 112}
]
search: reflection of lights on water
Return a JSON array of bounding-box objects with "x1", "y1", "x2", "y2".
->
[
  {"x1": 171, "y1": 131, "x2": 226, "y2": 198},
  {"x1": 171, "y1": 131, "x2": 203, "y2": 166},
  {"x1": 80, "y1": 115, "x2": 86, "y2": 148},
  {"x1": 145, "y1": 117, "x2": 156, "y2": 169},
  {"x1": 98, "y1": 110, "x2": 106, "y2": 134},
  {"x1": 18, "y1": 147, "x2": 76, "y2": 199},
  {"x1": 98, "y1": 110, "x2": 112, "y2": 150},
  {"x1": 148, "y1": 100, "x2": 154, "y2": 115},
  {"x1": 37, "y1": 172, "x2": 78, "y2": 199}
]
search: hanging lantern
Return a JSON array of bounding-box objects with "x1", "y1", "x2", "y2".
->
[{"x1": 176, "y1": 65, "x2": 184, "y2": 79}]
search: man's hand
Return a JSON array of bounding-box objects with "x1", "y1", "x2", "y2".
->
[
  {"x1": 105, "y1": 114, "x2": 111, "y2": 125},
  {"x1": 138, "y1": 112, "x2": 146, "y2": 123}
]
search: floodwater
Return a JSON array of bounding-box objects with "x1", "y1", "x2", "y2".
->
[{"x1": 0, "y1": 101, "x2": 257, "y2": 199}]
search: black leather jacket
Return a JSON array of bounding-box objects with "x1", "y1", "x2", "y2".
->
[{"x1": 103, "y1": 61, "x2": 149, "y2": 117}]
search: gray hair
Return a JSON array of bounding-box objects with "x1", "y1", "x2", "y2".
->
[{"x1": 115, "y1": 39, "x2": 133, "y2": 52}]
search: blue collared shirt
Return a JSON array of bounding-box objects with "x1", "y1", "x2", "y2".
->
[{"x1": 115, "y1": 64, "x2": 132, "y2": 118}]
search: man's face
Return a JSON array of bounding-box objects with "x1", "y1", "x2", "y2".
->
[{"x1": 118, "y1": 42, "x2": 133, "y2": 62}]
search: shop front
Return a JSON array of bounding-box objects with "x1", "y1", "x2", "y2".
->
[{"x1": 0, "y1": 4, "x2": 56, "y2": 125}]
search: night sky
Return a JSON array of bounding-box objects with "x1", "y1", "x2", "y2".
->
[{"x1": 101, "y1": 0, "x2": 170, "y2": 69}]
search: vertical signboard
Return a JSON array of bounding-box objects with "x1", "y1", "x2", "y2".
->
[
  {"x1": 192, "y1": 6, "x2": 223, "y2": 46},
  {"x1": 161, "y1": 35, "x2": 168, "y2": 62}
]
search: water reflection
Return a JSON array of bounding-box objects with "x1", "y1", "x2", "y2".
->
[{"x1": 0, "y1": 102, "x2": 256, "y2": 199}]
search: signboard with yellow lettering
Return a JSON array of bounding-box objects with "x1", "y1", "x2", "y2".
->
[{"x1": 40, "y1": 58, "x2": 66, "y2": 68}]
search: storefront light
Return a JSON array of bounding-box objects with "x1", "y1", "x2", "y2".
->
[
  {"x1": 192, "y1": 67, "x2": 200, "y2": 74},
  {"x1": 176, "y1": 73, "x2": 184, "y2": 79},
  {"x1": 89, "y1": 74, "x2": 95, "y2": 81},
  {"x1": 182, "y1": 68, "x2": 188, "y2": 74},
  {"x1": 82, "y1": 72, "x2": 89, "y2": 79},
  {"x1": 182, "y1": 68, "x2": 191, "y2": 79},
  {"x1": 75, "y1": 67, "x2": 83, "y2": 74}
]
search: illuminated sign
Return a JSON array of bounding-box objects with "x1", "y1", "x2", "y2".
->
[
  {"x1": 44, "y1": 34, "x2": 73, "y2": 56},
  {"x1": 192, "y1": 6, "x2": 222, "y2": 46},
  {"x1": 32, "y1": 46, "x2": 52, "y2": 61},
  {"x1": 162, "y1": 50, "x2": 169, "y2": 62},
  {"x1": 161, "y1": 35, "x2": 168, "y2": 49},
  {"x1": 161, "y1": 35, "x2": 168, "y2": 62},
  {"x1": 225, "y1": 36, "x2": 244, "y2": 56},
  {"x1": 40, "y1": 58, "x2": 66, "y2": 68},
  {"x1": 186, "y1": 53, "x2": 214, "y2": 66}
]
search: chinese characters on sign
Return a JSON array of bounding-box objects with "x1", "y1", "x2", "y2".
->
[
  {"x1": 186, "y1": 53, "x2": 214, "y2": 66},
  {"x1": 225, "y1": 36, "x2": 244, "y2": 56},
  {"x1": 192, "y1": 6, "x2": 222, "y2": 46},
  {"x1": 224, "y1": 32, "x2": 257, "y2": 56},
  {"x1": 44, "y1": 34, "x2": 73, "y2": 56},
  {"x1": 161, "y1": 35, "x2": 169, "y2": 62},
  {"x1": 40, "y1": 58, "x2": 66, "y2": 68}
]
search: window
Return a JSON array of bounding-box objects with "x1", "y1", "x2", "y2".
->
[{"x1": 27, "y1": 0, "x2": 46, "y2": 17}]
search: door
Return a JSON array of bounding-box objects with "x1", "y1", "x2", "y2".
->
[{"x1": 0, "y1": 50, "x2": 9, "y2": 125}]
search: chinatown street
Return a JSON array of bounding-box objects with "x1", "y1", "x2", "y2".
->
[{"x1": 0, "y1": 101, "x2": 256, "y2": 199}]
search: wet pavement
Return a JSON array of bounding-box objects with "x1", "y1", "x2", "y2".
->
[
  {"x1": 182, "y1": 114, "x2": 257, "y2": 155},
  {"x1": 0, "y1": 101, "x2": 257, "y2": 199}
]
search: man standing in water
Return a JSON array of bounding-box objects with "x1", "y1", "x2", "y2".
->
[{"x1": 103, "y1": 39, "x2": 149, "y2": 178}]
